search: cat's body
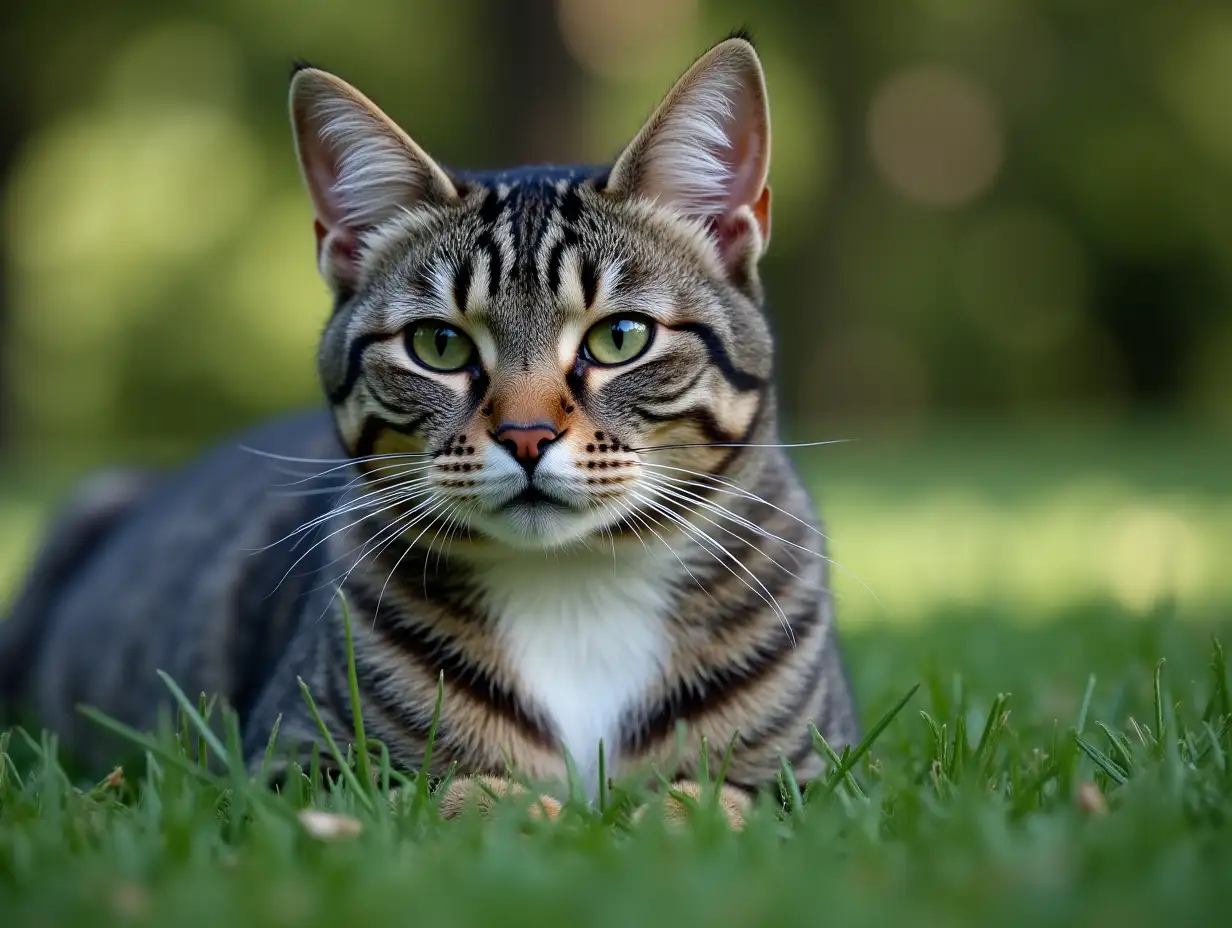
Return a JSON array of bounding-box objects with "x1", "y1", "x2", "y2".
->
[{"x1": 0, "y1": 36, "x2": 858, "y2": 815}]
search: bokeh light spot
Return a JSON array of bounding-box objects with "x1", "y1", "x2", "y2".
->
[
  {"x1": 556, "y1": 0, "x2": 699, "y2": 80},
  {"x1": 868, "y1": 66, "x2": 1004, "y2": 208}
]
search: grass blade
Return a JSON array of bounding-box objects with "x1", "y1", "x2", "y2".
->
[
  {"x1": 808, "y1": 684, "x2": 919, "y2": 802},
  {"x1": 338, "y1": 592, "x2": 373, "y2": 792},
  {"x1": 1210, "y1": 638, "x2": 1229, "y2": 724},
  {"x1": 778, "y1": 755, "x2": 805, "y2": 823},
  {"x1": 296, "y1": 676, "x2": 374, "y2": 814},
  {"x1": 971, "y1": 694, "x2": 1011, "y2": 778},
  {"x1": 1095, "y1": 722, "x2": 1136, "y2": 776},
  {"x1": 417, "y1": 672, "x2": 445, "y2": 811},
  {"x1": 809, "y1": 725, "x2": 866, "y2": 800},
  {"x1": 77, "y1": 706, "x2": 225, "y2": 788},
  {"x1": 1074, "y1": 733, "x2": 1129, "y2": 786},
  {"x1": 1076, "y1": 674, "x2": 1096, "y2": 732},
  {"x1": 156, "y1": 670, "x2": 229, "y2": 765},
  {"x1": 597, "y1": 739, "x2": 607, "y2": 815},
  {"x1": 1153, "y1": 659, "x2": 1167, "y2": 758}
]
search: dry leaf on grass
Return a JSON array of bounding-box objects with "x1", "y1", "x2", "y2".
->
[{"x1": 297, "y1": 810, "x2": 363, "y2": 840}]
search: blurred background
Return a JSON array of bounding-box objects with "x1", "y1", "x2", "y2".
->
[{"x1": 0, "y1": 0, "x2": 1228, "y2": 631}]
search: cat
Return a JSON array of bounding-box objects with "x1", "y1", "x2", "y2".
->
[{"x1": 0, "y1": 32, "x2": 858, "y2": 826}]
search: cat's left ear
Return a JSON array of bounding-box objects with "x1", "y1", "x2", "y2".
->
[{"x1": 607, "y1": 36, "x2": 772, "y2": 275}]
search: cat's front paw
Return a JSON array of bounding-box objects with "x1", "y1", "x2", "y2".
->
[
  {"x1": 633, "y1": 780, "x2": 751, "y2": 830},
  {"x1": 436, "y1": 774, "x2": 562, "y2": 822}
]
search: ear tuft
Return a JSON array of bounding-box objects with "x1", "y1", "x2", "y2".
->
[
  {"x1": 607, "y1": 38, "x2": 771, "y2": 274},
  {"x1": 724, "y1": 26, "x2": 756, "y2": 47},
  {"x1": 289, "y1": 59, "x2": 320, "y2": 79}
]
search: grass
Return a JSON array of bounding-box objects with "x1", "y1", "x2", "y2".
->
[
  {"x1": 1, "y1": 601, "x2": 1230, "y2": 927},
  {"x1": 2, "y1": 424, "x2": 1230, "y2": 925}
]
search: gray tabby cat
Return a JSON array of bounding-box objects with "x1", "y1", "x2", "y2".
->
[{"x1": 0, "y1": 34, "x2": 857, "y2": 826}]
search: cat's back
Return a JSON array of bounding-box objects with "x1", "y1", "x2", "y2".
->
[{"x1": 1, "y1": 409, "x2": 341, "y2": 760}]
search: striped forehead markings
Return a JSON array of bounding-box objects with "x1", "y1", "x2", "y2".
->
[
  {"x1": 467, "y1": 187, "x2": 509, "y2": 306},
  {"x1": 451, "y1": 177, "x2": 595, "y2": 310}
]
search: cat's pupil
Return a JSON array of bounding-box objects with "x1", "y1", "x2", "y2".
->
[
  {"x1": 611, "y1": 323, "x2": 624, "y2": 351},
  {"x1": 435, "y1": 329, "x2": 450, "y2": 357}
]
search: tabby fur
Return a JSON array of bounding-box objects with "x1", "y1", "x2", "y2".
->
[{"x1": 0, "y1": 34, "x2": 858, "y2": 821}]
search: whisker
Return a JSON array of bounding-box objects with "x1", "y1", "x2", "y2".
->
[
  {"x1": 308, "y1": 495, "x2": 448, "y2": 626},
  {"x1": 308, "y1": 494, "x2": 442, "y2": 590},
  {"x1": 631, "y1": 438, "x2": 854, "y2": 453},
  {"x1": 373, "y1": 500, "x2": 453, "y2": 624},
  {"x1": 265, "y1": 489, "x2": 439, "y2": 597},
  {"x1": 636, "y1": 462, "x2": 836, "y2": 545},
  {"x1": 639, "y1": 479, "x2": 809, "y2": 583},
  {"x1": 266, "y1": 456, "x2": 438, "y2": 490},
  {"x1": 309, "y1": 496, "x2": 447, "y2": 622},
  {"x1": 617, "y1": 499, "x2": 715, "y2": 604},
  {"x1": 255, "y1": 474, "x2": 437, "y2": 554},
  {"x1": 639, "y1": 474, "x2": 812, "y2": 566},
  {"x1": 266, "y1": 458, "x2": 433, "y2": 494},
  {"x1": 438, "y1": 500, "x2": 478, "y2": 564},
  {"x1": 240, "y1": 445, "x2": 435, "y2": 467},
  {"x1": 639, "y1": 466, "x2": 881, "y2": 606},
  {"x1": 630, "y1": 491, "x2": 796, "y2": 645}
]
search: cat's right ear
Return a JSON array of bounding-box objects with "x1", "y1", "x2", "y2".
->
[{"x1": 289, "y1": 66, "x2": 458, "y2": 293}]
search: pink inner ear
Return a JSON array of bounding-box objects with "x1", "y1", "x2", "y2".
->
[
  {"x1": 718, "y1": 91, "x2": 766, "y2": 214},
  {"x1": 314, "y1": 219, "x2": 360, "y2": 288},
  {"x1": 305, "y1": 137, "x2": 348, "y2": 232},
  {"x1": 711, "y1": 212, "x2": 754, "y2": 268},
  {"x1": 709, "y1": 185, "x2": 770, "y2": 273}
]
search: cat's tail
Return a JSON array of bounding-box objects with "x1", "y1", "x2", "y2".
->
[{"x1": 0, "y1": 469, "x2": 157, "y2": 720}]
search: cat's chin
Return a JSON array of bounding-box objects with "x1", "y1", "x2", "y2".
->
[{"x1": 463, "y1": 499, "x2": 620, "y2": 552}]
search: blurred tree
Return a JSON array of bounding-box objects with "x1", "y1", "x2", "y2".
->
[
  {"x1": 0, "y1": 7, "x2": 37, "y2": 452},
  {"x1": 488, "y1": 0, "x2": 586, "y2": 165},
  {"x1": 2, "y1": 0, "x2": 1231, "y2": 463}
]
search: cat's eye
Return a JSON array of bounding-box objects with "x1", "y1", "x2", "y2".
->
[
  {"x1": 407, "y1": 322, "x2": 476, "y2": 372},
  {"x1": 583, "y1": 315, "x2": 653, "y2": 366}
]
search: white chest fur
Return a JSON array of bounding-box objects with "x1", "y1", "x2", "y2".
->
[{"x1": 477, "y1": 551, "x2": 674, "y2": 796}]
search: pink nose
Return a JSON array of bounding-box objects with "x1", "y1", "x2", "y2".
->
[{"x1": 495, "y1": 423, "x2": 558, "y2": 466}]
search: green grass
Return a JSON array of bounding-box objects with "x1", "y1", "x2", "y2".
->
[
  {"x1": 2, "y1": 425, "x2": 1230, "y2": 924},
  {"x1": 2, "y1": 602, "x2": 1230, "y2": 927}
]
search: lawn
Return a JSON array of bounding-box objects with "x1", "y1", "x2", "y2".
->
[{"x1": 1, "y1": 423, "x2": 1230, "y2": 926}]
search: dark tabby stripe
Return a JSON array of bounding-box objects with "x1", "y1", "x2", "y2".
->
[
  {"x1": 348, "y1": 581, "x2": 557, "y2": 749},
  {"x1": 665, "y1": 321, "x2": 764, "y2": 392},
  {"x1": 328, "y1": 331, "x2": 387, "y2": 405},
  {"x1": 622, "y1": 599, "x2": 822, "y2": 753},
  {"x1": 2, "y1": 42, "x2": 862, "y2": 800},
  {"x1": 452, "y1": 254, "x2": 473, "y2": 313}
]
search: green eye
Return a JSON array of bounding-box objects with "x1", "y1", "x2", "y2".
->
[
  {"x1": 408, "y1": 322, "x2": 476, "y2": 372},
  {"x1": 584, "y1": 316, "x2": 653, "y2": 366}
]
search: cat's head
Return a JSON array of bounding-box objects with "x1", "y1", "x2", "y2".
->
[{"x1": 289, "y1": 36, "x2": 776, "y2": 551}]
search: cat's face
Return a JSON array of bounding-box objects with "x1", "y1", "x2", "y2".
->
[{"x1": 291, "y1": 38, "x2": 775, "y2": 550}]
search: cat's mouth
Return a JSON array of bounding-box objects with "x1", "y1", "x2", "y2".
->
[{"x1": 503, "y1": 486, "x2": 576, "y2": 510}]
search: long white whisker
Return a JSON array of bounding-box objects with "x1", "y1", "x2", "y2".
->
[
  {"x1": 631, "y1": 438, "x2": 855, "y2": 453},
  {"x1": 639, "y1": 480, "x2": 809, "y2": 583},
  {"x1": 309, "y1": 496, "x2": 447, "y2": 622},
  {"x1": 270, "y1": 458, "x2": 435, "y2": 491},
  {"x1": 256, "y1": 475, "x2": 437, "y2": 555},
  {"x1": 240, "y1": 445, "x2": 434, "y2": 467},
  {"x1": 636, "y1": 462, "x2": 834, "y2": 544},
  {"x1": 616, "y1": 497, "x2": 715, "y2": 603},
  {"x1": 310, "y1": 494, "x2": 442, "y2": 589},
  {"x1": 373, "y1": 500, "x2": 453, "y2": 624},
  {"x1": 631, "y1": 491, "x2": 796, "y2": 645},
  {"x1": 639, "y1": 466, "x2": 881, "y2": 606},
  {"x1": 267, "y1": 489, "x2": 440, "y2": 597},
  {"x1": 639, "y1": 474, "x2": 813, "y2": 567}
]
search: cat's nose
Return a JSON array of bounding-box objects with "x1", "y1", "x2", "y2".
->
[{"x1": 494, "y1": 423, "x2": 560, "y2": 473}]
